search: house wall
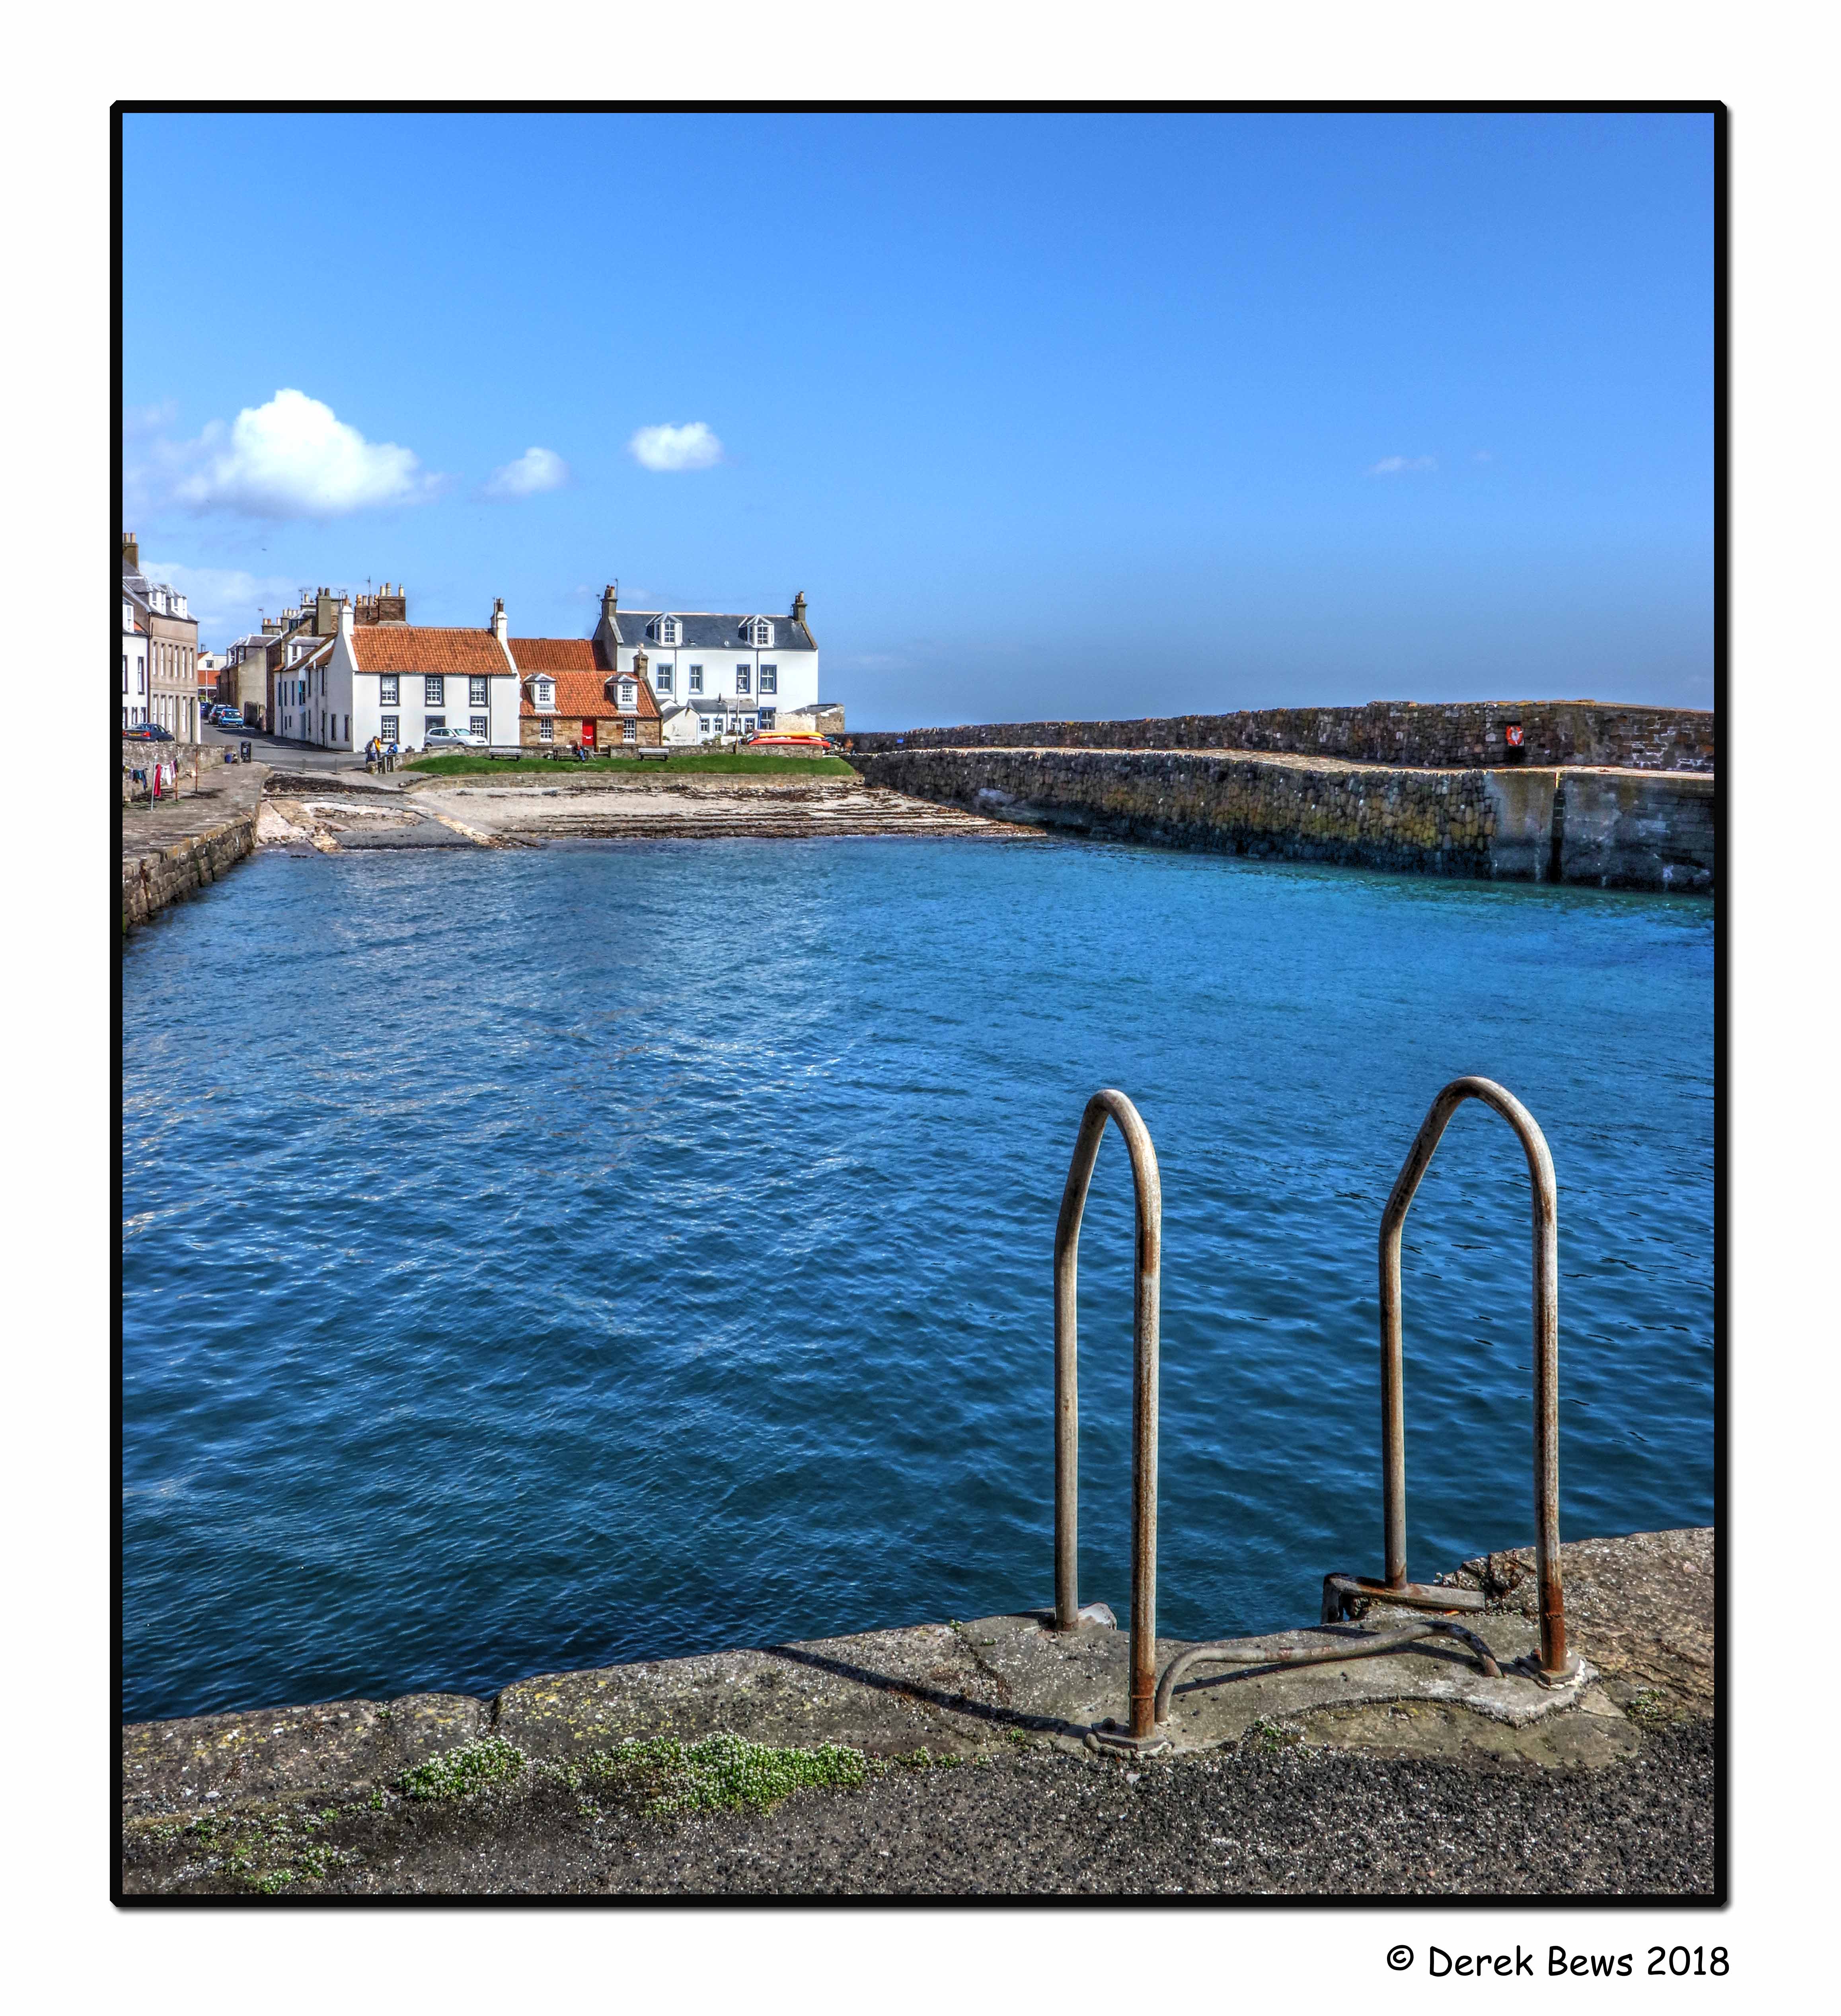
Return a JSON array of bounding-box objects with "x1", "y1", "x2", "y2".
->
[
  {"x1": 610, "y1": 641, "x2": 818, "y2": 724},
  {"x1": 121, "y1": 616, "x2": 148, "y2": 727}
]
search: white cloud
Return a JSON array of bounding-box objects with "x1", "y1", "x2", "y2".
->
[
  {"x1": 171, "y1": 389, "x2": 437, "y2": 518},
  {"x1": 1473, "y1": 448, "x2": 1494, "y2": 462},
  {"x1": 124, "y1": 398, "x2": 177, "y2": 436},
  {"x1": 1368, "y1": 454, "x2": 1438, "y2": 476},
  {"x1": 484, "y1": 446, "x2": 569, "y2": 499},
  {"x1": 628, "y1": 421, "x2": 723, "y2": 472}
]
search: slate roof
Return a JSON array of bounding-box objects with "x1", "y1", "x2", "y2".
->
[
  {"x1": 349, "y1": 627, "x2": 514, "y2": 676},
  {"x1": 608, "y1": 610, "x2": 816, "y2": 653}
]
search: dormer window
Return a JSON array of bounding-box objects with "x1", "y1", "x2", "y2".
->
[
  {"x1": 536, "y1": 678, "x2": 555, "y2": 710},
  {"x1": 652, "y1": 616, "x2": 680, "y2": 646},
  {"x1": 617, "y1": 679, "x2": 636, "y2": 709},
  {"x1": 744, "y1": 617, "x2": 773, "y2": 648}
]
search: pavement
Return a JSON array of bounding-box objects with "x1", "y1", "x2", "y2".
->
[{"x1": 119, "y1": 1528, "x2": 1715, "y2": 1897}]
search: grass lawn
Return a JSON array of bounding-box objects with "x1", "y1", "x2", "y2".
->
[{"x1": 405, "y1": 750, "x2": 859, "y2": 779}]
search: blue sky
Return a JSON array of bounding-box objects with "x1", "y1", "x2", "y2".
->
[{"x1": 123, "y1": 111, "x2": 1713, "y2": 727}]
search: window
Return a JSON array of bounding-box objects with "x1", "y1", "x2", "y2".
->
[
  {"x1": 622, "y1": 718, "x2": 637, "y2": 743},
  {"x1": 654, "y1": 616, "x2": 680, "y2": 646},
  {"x1": 743, "y1": 715, "x2": 757, "y2": 734},
  {"x1": 380, "y1": 715, "x2": 399, "y2": 741},
  {"x1": 759, "y1": 664, "x2": 777, "y2": 694},
  {"x1": 735, "y1": 666, "x2": 751, "y2": 694},
  {"x1": 618, "y1": 680, "x2": 636, "y2": 708},
  {"x1": 380, "y1": 675, "x2": 399, "y2": 704},
  {"x1": 343, "y1": 715, "x2": 350, "y2": 744},
  {"x1": 688, "y1": 665, "x2": 703, "y2": 693},
  {"x1": 425, "y1": 715, "x2": 446, "y2": 733},
  {"x1": 469, "y1": 676, "x2": 489, "y2": 707},
  {"x1": 536, "y1": 679, "x2": 554, "y2": 709},
  {"x1": 748, "y1": 618, "x2": 773, "y2": 647},
  {"x1": 654, "y1": 664, "x2": 673, "y2": 694},
  {"x1": 425, "y1": 676, "x2": 444, "y2": 705},
  {"x1": 471, "y1": 715, "x2": 489, "y2": 738},
  {"x1": 759, "y1": 707, "x2": 776, "y2": 729},
  {"x1": 539, "y1": 717, "x2": 553, "y2": 742}
]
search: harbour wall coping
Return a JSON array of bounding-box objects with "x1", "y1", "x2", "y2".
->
[
  {"x1": 853, "y1": 746, "x2": 1714, "y2": 893},
  {"x1": 847, "y1": 699, "x2": 1714, "y2": 773}
]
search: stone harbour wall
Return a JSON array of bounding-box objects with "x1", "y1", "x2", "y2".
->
[
  {"x1": 121, "y1": 810, "x2": 260, "y2": 933},
  {"x1": 847, "y1": 700, "x2": 1714, "y2": 773},
  {"x1": 855, "y1": 746, "x2": 1715, "y2": 892}
]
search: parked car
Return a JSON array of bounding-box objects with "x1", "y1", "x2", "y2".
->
[
  {"x1": 424, "y1": 727, "x2": 488, "y2": 750},
  {"x1": 123, "y1": 723, "x2": 175, "y2": 742},
  {"x1": 210, "y1": 707, "x2": 244, "y2": 727}
]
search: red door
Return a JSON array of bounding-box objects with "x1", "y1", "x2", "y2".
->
[{"x1": 581, "y1": 718, "x2": 597, "y2": 749}]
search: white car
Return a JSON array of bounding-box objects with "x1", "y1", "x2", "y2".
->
[{"x1": 424, "y1": 727, "x2": 488, "y2": 750}]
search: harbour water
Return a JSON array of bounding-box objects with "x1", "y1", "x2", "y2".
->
[{"x1": 121, "y1": 838, "x2": 1714, "y2": 1723}]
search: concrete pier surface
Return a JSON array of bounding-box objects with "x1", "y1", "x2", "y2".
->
[{"x1": 120, "y1": 1527, "x2": 1714, "y2": 1897}]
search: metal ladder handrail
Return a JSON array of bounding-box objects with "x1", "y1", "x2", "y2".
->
[
  {"x1": 1051, "y1": 1089, "x2": 1162, "y2": 1742},
  {"x1": 1326, "y1": 1073, "x2": 1575, "y2": 1682}
]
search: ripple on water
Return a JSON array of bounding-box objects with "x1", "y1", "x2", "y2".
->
[{"x1": 122, "y1": 838, "x2": 1713, "y2": 1721}]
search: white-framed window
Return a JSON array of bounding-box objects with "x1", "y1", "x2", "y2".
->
[
  {"x1": 380, "y1": 675, "x2": 399, "y2": 704},
  {"x1": 622, "y1": 718, "x2": 637, "y2": 743},
  {"x1": 653, "y1": 616, "x2": 680, "y2": 646},
  {"x1": 536, "y1": 679, "x2": 554, "y2": 709},
  {"x1": 539, "y1": 717, "x2": 553, "y2": 742},
  {"x1": 747, "y1": 618, "x2": 773, "y2": 647},
  {"x1": 742, "y1": 715, "x2": 757, "y2": 734},
  {"x1": 618, "y1": 680, "x2": 636, "y2": 708},
  {"x1": 380, "y1": 715, "x2": 399, "y2": 740},
  {"x1": 759, "y1": 664, "x2": 777, "y2": 694},
  {"x1": 470, "y1": 715, "x2": 489, "y2": 738},
  {"x1": 470, "y1": 676, "x2": 489, "y2": 707},
  {"x1": 425, "y1": 675, "x2": 444, "y2": 705},
  {"x1": 688, "y1": 665, "x2": 703, "y2": 693},
  {"x1": 654, "y1": 664, "x2": 673, "y2": 694},
  {"x1": 735, "y1": 666, "x2": 751, "y2": 693}
]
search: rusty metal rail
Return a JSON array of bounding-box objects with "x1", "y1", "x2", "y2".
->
[
  {"x1": 1153, "y1": 1617, "x2": 1500, "y2": 1726},
  {"x1": 1056, "y1": 1075, "x2": 1576, "y2": 1755},
  {"x1": 1324, "y1": 1074, "x2": 1576, "y2": 1683},
  {"x1": 1051, "y1": 1090, "x2": 1162, "y2": 1744}
]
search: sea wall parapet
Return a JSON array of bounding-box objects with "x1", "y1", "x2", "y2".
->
[{"x1": 848, "y1": 699, "x2": 1714, "y2": 773}]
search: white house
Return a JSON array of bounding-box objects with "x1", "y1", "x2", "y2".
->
[
  {"x1": 593, "y1": 586, "x2": 819, "y2": 742},
  {"x1": 121, "y1": 598, "x2": 148, "y2": 728},
  {"x1": 313, "y1": 598, "x2": 522, "y2": 752}
]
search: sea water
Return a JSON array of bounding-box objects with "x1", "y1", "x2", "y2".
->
[{"x1": 121, "y1": 837, "x2": 1714, "y2": 1722}]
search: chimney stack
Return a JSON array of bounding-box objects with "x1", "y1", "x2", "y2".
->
[
  {"x1": 122, "y1": 532, "x2": 139, "y2": 572},
  {"x1": 338, "y1": 595, "x2": 355, "y2": 639},
  {"x1": 791, "y1": 590, "x2": 807, "y2": 626},
  {"x1": 493, "y1": 596, "x2": 508, "y2": 644}
]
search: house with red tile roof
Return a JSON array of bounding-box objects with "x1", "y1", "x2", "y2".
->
[
  {"x1": 319, "y1": 597, "x2": 522, "y2": 751},
  {"x1": 508, "y1": 637, "x2": 662, "y2": 751}
]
